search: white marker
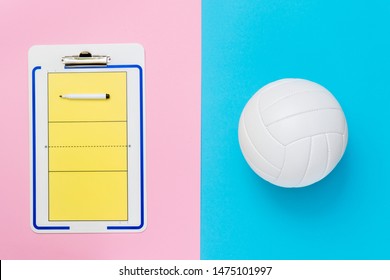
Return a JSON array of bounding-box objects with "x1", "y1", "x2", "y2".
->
[{"x1": 60, "y1": 93, "x2": 110, "y2": 99}]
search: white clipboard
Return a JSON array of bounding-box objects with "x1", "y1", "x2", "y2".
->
[{"x1": 29, "y1": 44, "x2": 146, "y2": 233}]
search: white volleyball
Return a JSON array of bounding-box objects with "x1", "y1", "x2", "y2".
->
[{"x1": 238, "y1": 78, "x2": 348, "y2": 188}]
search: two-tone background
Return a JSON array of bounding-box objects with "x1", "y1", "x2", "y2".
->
[{"x1": 1, "y1": 0, "x2": 389, "y2": 259}]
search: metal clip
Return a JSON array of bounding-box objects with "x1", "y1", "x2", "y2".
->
[{"x1": 61, "y1": 51, "x2": 111, "y2": 67}]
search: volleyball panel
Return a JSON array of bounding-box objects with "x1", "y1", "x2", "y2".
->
[
  {"x1": 238, "y1": 116, "x2": 281, "y2": 179},
  {"x1": 275, "y1": 137, "x2": 312, "y2": 187},
  {"x1": 323, "y1": 133, "x2": 345, "y2": 176},
  {"x1": 299, "y1": 134, "x2": 329, "y2": 187},
  {"x1": 242, "y1": 94, "x2": 285, "y2": 169},
  {"x1": 261, "y1": 89, "x2": 341, "y2": 126},
  {"x1": 258, "y1": 78, "x2": 329, "y2": 112},
  {"x1": 267, "y1": 109, "x2": 346, "y2": 145}
]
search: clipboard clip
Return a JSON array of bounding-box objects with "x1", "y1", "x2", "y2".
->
[{"x1": 62, "y1": 51, "x2": 111, "y2": 67}]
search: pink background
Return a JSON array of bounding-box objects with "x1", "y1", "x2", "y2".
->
[{"x1": 0, "y1": 1, "x2": 200, "y2": 259}]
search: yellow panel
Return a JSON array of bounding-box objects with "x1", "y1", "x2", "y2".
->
[
  {"x1": 49, "y1": 171, "x2": 128, "y2": 221},
  {"x1": 48, "y1": 71, "x2": 128, "y2": 221},
  {"x1": 49, "y1": 122, "x2": 127, "y2": 171},
  {"x1": 48, "y1": 72, "x2": 127, "y2": 122}
]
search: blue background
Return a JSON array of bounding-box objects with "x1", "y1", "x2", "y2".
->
[{"x1": 201, "y1": 0, "x2": 390, "y2": 259}]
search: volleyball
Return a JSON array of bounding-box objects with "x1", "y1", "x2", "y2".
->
[{"x1": 238, "y1": 78, "x2": 348, "y2": 188}]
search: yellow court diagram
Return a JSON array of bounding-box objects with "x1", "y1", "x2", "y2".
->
[{"x1": 47, "y1": 72, "x2": 128, "y2": 221}]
